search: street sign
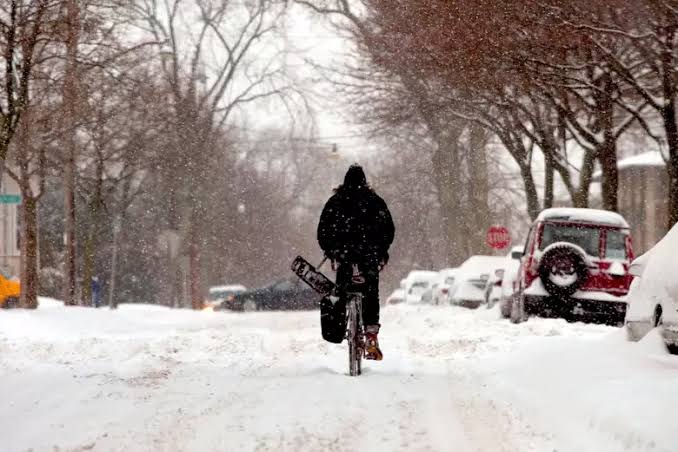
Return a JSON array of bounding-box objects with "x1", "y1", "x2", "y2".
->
[
  {"x1": 0, "y1": 194, "x2": 21, "y2": 204},
  {"x1": 486, "y1": 225, "x2": 511, "y2": 250}
]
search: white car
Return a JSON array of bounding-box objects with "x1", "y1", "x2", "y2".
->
[
  {"x1": 625, "y1": 223, "x2": 678, "y2": 354},
  {"x1": 452, "y1": 256, "x2": 508, "y2": 309},
  {"x1": 432, "y1": 268, "x2": 458, "y2": 305},
  {"x1": 208, "y1": 284, "x2": 247, "y2": 310},
  {"x1": 385, "y1": 288, "x2": 406, "y2": 305},
  {"x1": 403, "y1": 270, "x2": 439, "y2": 303}
]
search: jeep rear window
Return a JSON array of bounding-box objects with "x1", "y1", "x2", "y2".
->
[
  {"x1": 605, "y1": 230, "x2": 627, "y2": 260},
  {"x1": 539, "y1": 223, "x2": 600, "y2": 256}
]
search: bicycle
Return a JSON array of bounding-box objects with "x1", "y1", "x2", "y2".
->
[
  {"x1": 290, "y1": 256, "x2": 368, "y2": 376},
  {"x1": 342, "y1": 263, "x2": 366, "y2": 376}
]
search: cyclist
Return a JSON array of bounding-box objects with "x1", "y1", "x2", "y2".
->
[{"x1": 317, "y1": 164, "x2": 395, "y2": 360}]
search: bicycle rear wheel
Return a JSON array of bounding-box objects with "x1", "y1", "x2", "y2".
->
[{"x1": 347, "y1": 296, "x2": 363, "y2": 376}]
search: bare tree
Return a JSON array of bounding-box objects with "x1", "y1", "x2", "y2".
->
[
  {"x1": 129, "y1": 0, "x2": 300, "y2": 308},
  {"x1": 0, "y1": 0, "x2": 53, "y2": 170}
]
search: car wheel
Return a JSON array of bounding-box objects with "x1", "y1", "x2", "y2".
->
[
  {"x1": 653, "y1": 307, "x2": 678, "y2": 354},
  {"x1": 2, "y1": 296, "x2": 19, "y2": 309},
  {"x1": 243, "y1": 299, "x2": 258, "y2": 312},
  {"x1": 500, "y1": 296, "x2": 512, "y2": 319},
  {"x1": 510, "y1": 293, "x2": 526, "y2": 324},
  {"x1": 539, "y1": 244, "x2": 588, "y2": 298}
]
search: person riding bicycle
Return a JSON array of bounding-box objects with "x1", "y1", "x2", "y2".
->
[{"x1": 317, "y1": 164, "x2": 395, "y2": 360}]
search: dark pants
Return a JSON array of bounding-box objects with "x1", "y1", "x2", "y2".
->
[{"x1": 336, "y1": 262, "x2": 380, "y2": 326}]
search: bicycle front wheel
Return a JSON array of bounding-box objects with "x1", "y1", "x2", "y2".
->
[{"x1": 347, "y1": 297, "x2": 362, "y2": 376}]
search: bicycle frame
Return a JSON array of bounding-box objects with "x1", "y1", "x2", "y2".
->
[{"x1": 343, "y1": 263, "x2": 366, "y2": 377}]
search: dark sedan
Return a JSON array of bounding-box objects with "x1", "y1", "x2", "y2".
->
[{"x1": 225, "y1": 278, "x2": 321, "y2": 311}]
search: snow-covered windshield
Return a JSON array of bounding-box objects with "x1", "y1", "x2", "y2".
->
[
  {"x1": 540, "y1": 224, "x2": 600, "y2": 257},
  {"x1": 409, "y1": 281, "x2": 429, "y2": 293}
]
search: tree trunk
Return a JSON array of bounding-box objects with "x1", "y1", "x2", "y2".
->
[
  {"x1": 520, "y1": 162, "x2": 541, "y2": 221},
  {"x1": 661, "y1": 27, "x2": 678, "y2": 227},
  {"x1": 467, "y1": 124, "x2": 490, "y2": 253},
  {"x1": 82, "y1": 228, "x2": 94, "y2": 306},
  {"x1": 543, "y1": 152, "x2": 555, "y2": 209},
  {"x1": 108, "y1": 216, "x2": 122, "y2": 309},
  {"x1": 432, "y1": 147, "x2": 465, "y2": 264},
  {"x1": 572, "y1": 150, "x2": 596, "y2": 208},
  {"x1": 599, "y1": 141, "x2": 618, "y2": 212},
  {"x1": 19, "y1": 195, "x2": 39, "y2": 309},
  {"x1": 431, "y1": 128, "x2": 465, "y2": 265},
  {"x1": 82, "y1": 168, "x2": 105, "y2": 306},
  {"x1": 189, "y1": 215, "x2": 203, "y2": 310},
  {"x1": 597, "y1": 74, "x2": 618, "y2": 212},
  {"x1": 664, "y1": 101, "x2": 678, "y2": 227},
  {"x1": 63, "y1": 0, "x2": 80, "y2": 306}
]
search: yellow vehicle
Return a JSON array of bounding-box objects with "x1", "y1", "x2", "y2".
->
[{"x1": 0, "y1": 269, "x2": 21, "y2": 309}]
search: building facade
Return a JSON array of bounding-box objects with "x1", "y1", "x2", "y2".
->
[{"x1": 614, "y1": 152, "x2": 669, "y2": 254}]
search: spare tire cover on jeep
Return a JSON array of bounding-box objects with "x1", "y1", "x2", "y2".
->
[{"x1": 538, "y1": 243, "x2": 589, "y2": 297}]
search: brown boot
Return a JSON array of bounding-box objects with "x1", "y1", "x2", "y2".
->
[{"x1": 365, "y1": 324, "x2": 383, "y2": 360}]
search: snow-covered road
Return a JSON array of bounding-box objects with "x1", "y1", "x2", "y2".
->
[{"x1": 1, "y1": 301, "x2": 677, "y2": 452}]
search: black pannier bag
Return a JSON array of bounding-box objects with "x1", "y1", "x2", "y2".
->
[
  {"x1": 320, "y1": 296, "x2": 346, "y2": 343},
  {"x1": 291, "y1": 256, "x2": 346, "y2": 343}
]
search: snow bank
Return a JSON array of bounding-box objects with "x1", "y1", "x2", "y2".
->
[
  {"x1": 475, "y1": 324, "x2": 678, "y2": 452},
  {"x1": 37, "y1": 297, "x2": 64, "y2": 309},
  {"x1": 1, "y1": 302, "x2": 676, "y2": 451}
]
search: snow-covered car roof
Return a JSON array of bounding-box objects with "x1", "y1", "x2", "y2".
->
[
  {"x1": 405, "y1": 270, "x2": 439, "y2": 282},
  {"x1": 438, "y1": 267, "x2": 457, "y2": 277},
  {"x1": 209, "y1": 284, "x2": 247, "y2": 293},
  {"x1": 457, "y1": 255, "x2": 507, "y2": 279},
  {"x1": 536, "y1": 208, "x2": 629, "y2": 228}
]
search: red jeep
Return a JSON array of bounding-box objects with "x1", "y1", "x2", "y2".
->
[{"x1": 510, "y1": 208, "x2": 634, "y2": 326}]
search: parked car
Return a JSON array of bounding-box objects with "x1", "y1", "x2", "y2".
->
[
  {"x1": 0, "y1": 268, "x2": 20, "y2": 309},
  {"x1": 420, "y1": 286, "x2": 435, "y2": 304},
  {"x1": 403, "y1": 270, "x2": 439, "y2": 303},
  {"x1": 385, "y1": 288, "x2": 405, "y2": 305},
  {"x1": 625, "y1": 223, "x2": 678, "y2": 354},
  {"x1": 510, "y1": 208, "x2": 634, "y2": 326},
  {"x1": 208, "y1": 285, "x2": 247, "y2": 310},
  {"x1": 452, "y1": 256, "x2": 507, "y2": 309},
  {"x1": 483, "y1": 268, "x2": 505, "y2": 309},
  {"x1": 497, "y1": 246, "x2": 525, "y2": 318},
  {"x1": 229, "y1": 279, "x2": 320, "y2": 311},
  {"x1": 432, "y1": 268, "x2": 458, "y2": 305}
]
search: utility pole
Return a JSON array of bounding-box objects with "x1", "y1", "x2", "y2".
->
[{"x1": 63, "y1": 0, "x2": 80, "y2": 306}]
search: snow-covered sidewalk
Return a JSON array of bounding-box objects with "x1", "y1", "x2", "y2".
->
[{"x1": 1, "y1": 302, "x2": 676, "y2": 452}]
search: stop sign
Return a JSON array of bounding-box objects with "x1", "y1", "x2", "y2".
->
[{"x1": 486, "y1": 225, "x2": 511, "y2": 250}]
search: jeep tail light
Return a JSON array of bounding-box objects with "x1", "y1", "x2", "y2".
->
[{"x1": 523, "y1": 256, "x2": 539, "y2": 288}]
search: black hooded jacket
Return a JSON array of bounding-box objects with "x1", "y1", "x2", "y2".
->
[{"x1": 317, "y1": 165, "x2": 395, "y2": 263}]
